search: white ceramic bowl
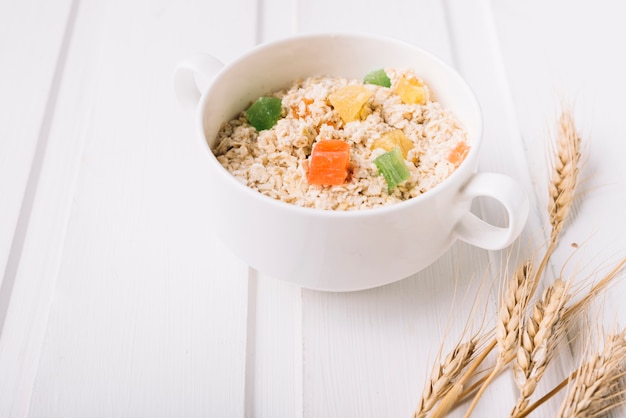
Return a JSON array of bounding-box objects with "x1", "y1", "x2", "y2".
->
[{"x1": 175, "y1": 33, "x2": 529, "y2": 291}]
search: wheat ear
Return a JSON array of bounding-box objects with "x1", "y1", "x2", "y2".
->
[
  {"x1": 413, "y1": 339, "x2": 477, "y2": 418},
  {"x1": 520, "y1": 108, "x2": 581, "y2": 303},
  {"x1": 510, "y1": 279, "x2": 571, "y2": 416},
  {"x1": 556, "y1": 328, "x2": 626, "y2": 417},
  {"x1": 453, "y1": 262, "x2": 534, "y2": 416},
  {"x1": 497, "y1": 261, "x2": 534, "y2": 365},
  {"x1": 449, "y1": 259, "x2": 553, "y2": 418},
  {"x1": 548, "y1": 108, "x2": 581, "y2": 245},
  {"x1": 455, "y1": 270, "x2": 533, "y2": 404},
  {"x1": 523, "y1": 107, "x2": 582, "y2": 302},
  {"x1": 429, "y1": 338, "x2": 496, "y2": 418}
]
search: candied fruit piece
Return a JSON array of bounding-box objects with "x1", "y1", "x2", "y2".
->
[
  {"x1": 371, "y1": 129, "x2": 414, "y2": 159},
  {"x1": 395, "y1": 76, "x2": 427, "y2": 105},
  {"x1": 328, "y1": 85, "x2": 373, "y2": 123},
  {"x1": 308, "y1": 140, "x2": 351, "y2": 186},
  {"x1": 448, "y1": 141, "x2": 470, "y2": 167},
  {"x1": 363, "y1": 69, "x2": 391, "y2": 88},
  {"x1": 246, "y1": 96, "x2": 283, "y2": 131},
  {"x1": 374, "y1": 147, "x2": 410, "y2": 190}
]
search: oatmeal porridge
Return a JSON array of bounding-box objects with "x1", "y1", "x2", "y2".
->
[{"x1": 213, "y1": 68, "x2": 469, "y2": 211}]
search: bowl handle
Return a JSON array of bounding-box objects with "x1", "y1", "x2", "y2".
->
[
  {"x1": 453, "y1": 172, "x2": 529, "y2": 250},
  {"x1": 174, "y1": 53, "x2": 224, "y2": 113}
]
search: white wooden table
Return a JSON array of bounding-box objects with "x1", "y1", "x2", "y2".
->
[{"x1": 2, "y1": 1, "x2": 626, "y2": 416}]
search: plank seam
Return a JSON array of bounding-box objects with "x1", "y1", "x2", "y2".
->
[{"x1": 243, "y1": 267, "x2": 258, "y2": 418}]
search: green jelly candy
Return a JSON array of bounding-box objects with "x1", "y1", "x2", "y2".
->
[
  {"x1": 363, "y1": 69, "x2": 391, "y2": 88},
  {"x1": 246, "y1": 96, "x2": 283, "y2": 131},
  {"x1": 374, "y1": 147, "x2": 410, "y2": 190}
]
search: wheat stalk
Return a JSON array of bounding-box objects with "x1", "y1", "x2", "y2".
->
[
  {"x1": 460, "y1": 107, "x2": 582, "y2": 417},
  {"x1": 548, "y1": 108, "x2": 581, "y2": 245},
  {"x1": 452, "y1": 262, "x2": 535, "y2": 416},
  {"x1": 556, "y1": 328, "x2": 626, "y2": 417},
  {"x1": 523, "y1": 106, "x2": 582, "y2": 299},
  {"x1": 514, "y1": 370, "x2": 576, "y2": 418},
  {"x1": 510, "y1": 278, "x2": 571, "y2": 416},
  {"x1": 429, "y1": 338, "x2": 496, "y2": 418},
  {"x1": 521, "y1": 107, "x2": 582, "y2": 300},
  {"x1": 420, "y1": 106, "x2": 586, "y2": 418},
  {"x1": 413, "y1": 339, "x2": 477, "y2": 418},
  {"x1": 414, "y1": 265, "x2": 494, "y2": 417},
  {"x1": 504, "y1": 108, "x2": 582, "y2": 417},
  {"x1": 497, "y1": 261, "x2": 534, "y2": 365},
  {"x1": 512, "y1": 258, "x2": 626, "y2": 417}
]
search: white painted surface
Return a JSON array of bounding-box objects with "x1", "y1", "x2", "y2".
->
[
  {"x1": 0, "y1": 0, "x2": 74, "y2": 305},
  {"x1": 0, "y1": 0, "x2": 625, "y2": 417}
]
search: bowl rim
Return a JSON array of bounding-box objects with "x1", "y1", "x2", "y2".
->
[{"x1": 195, "y1": 32, "x2": 484, "y2": 219}]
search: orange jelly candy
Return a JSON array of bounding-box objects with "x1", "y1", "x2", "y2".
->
[
  {"x1": 448, "y1": 141, "x2": 470, "y2": 167},
  {"x1": 307, "y1": 140, "x2": 351, "y2": 186}
]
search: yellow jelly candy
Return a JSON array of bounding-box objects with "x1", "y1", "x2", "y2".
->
[
  {"x1": 371, "y1": 130, "x2": 414, "y2": 159},
  {"x1": 328, "y1": 85, "x2": 373, "y2": 123},
  {"x1": 395, "y1": 76, "x2": 427, "y2": 105}
]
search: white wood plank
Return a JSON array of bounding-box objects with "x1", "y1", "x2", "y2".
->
[
  {"x1": 490, "y1": 0, "x2": 626, "y2": 313},
  {"x1": 256, "y1": 0, "x2": 299, "y2": 42},
  {"x1": 448, "y1": 0, "x2": 626, "y2": 415},
  {"x1": 245, "y1": 272, "x2": 304, "y2": 418},
  {"x1": 245, "y1": 3, "x2": 305, "y2": 417},
  {"x1": 298, "y1": 0, "x2": 454, "y2": 65},
  {"x1": 488, "y1": 3, "x2": 626, "y2": 413},
  {"x1": 3, "y1": 0, "x2": 623, "y2": 417},
  {"x1": 0, "y1": 0, "x2": 258, "y2": 416},
  {"x1": 0, "y1": 0, "x2": 73, "y2": 318},
  {"x1": 0, "y1": 0, "x2": 77, "y2": 415},
  {"x1": 302, "y1": 243, "x2": 493, "y2": 418},
  {"x1": 294, "y1": 1, "x2": 506, "y2": 417}
]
